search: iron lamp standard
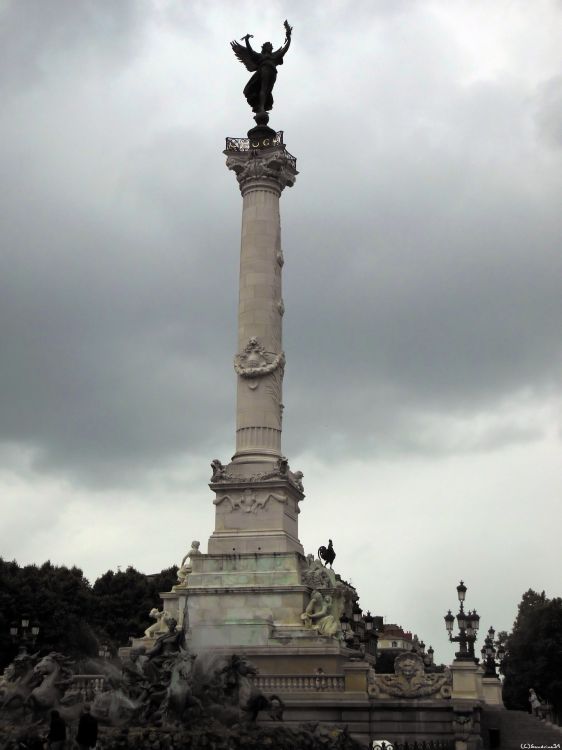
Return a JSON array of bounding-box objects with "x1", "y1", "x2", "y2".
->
[
  {"x1": 444, "y1": 581, "x2": 480, "y2": 662},
  {"x1": 340, "y1": 608, "x2": 378, "y2": 658},
  {"x1": 363, "y1": 611, "x2": 379, "y2": 658},
  {"x1": 10, "y1": 614, "x2": 40, "y2": 655},
  {"x1": 481, "y1": 626, "x2": 505, "y2": 678}
]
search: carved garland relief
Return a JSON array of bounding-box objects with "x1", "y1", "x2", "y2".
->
[
  {"x1": 234, "y1": 337, "x2": 285, "y2": 384},
  {"x1": 213, "y1": 488, "x2": 288, "y2": 514}
]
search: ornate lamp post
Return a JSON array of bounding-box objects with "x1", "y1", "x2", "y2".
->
[
  {"x1": 363, "y1": 611, "x2": 379, "y2": 658},
  {"x1": 340, "y1": 607, "x2": 378, "y2": 658},
  {"x1": 340, "y1": 613, "x2": 352, "y2": 643},
  {"x1": 444, "y1": 580, "x2": 480, "y2": 661},
  {"x1": 481, "y1": 626, "x2": 505, "y2": 678},
  {"x1": 10, "y1": 614, "x2": 40, "y2": 655},
  {"x1": 98, "y1": 643, "x2": 111, "y2": 660}
]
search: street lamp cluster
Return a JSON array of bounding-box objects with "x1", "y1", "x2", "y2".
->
[
  {"x1": 481, "y1": 626, "x2": 506, "y2": 678},
  {"x1": 444, "y1": 580, "x2": 480, "y2": 661},
  {"x1": 415, "y1": 640, "x2": 436, "y2": 669},
  {"x1": 10, "y1": 615, "x2": 40, "y2": 654},
  {"x1": 340, "y1": 604, "x2": 379, "y2": 656}
]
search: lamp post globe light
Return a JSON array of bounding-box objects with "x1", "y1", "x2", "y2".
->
[{"x1": 444, "y1": 580, "x2": 480, "y2": 661}]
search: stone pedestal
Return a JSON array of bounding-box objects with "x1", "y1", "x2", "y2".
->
[
  {"x1": 481, "y1": 676, "x2": 503, "y2": 706},
  {"x1": 208, "y1": 476, "x2": 304, "y2": 555},
  {"x1": 450, "y1": 660, "x2": 484, "y2": 700},
  {"x1": 343, "y1": 661, "x2": 370, "y2": 694}
]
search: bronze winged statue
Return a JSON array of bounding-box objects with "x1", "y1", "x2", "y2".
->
[{"x1": 231, "y1": 20, "x2": 292, "y2": 120}]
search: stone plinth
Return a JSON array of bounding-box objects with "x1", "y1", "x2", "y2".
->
[
  {"x1": 481, "y1": 676, "x2": 503, "y2": 706},
  {"x1": 343, "y1": 661, "x2": 371, "y2": 694},
  {"x1": 185, "y1": 551, "x2": 307, "y2": 649},
  {"x1": 450, "y1": 660, "x2": 484, "y2": 700},
  {"x1": 208, "y1": 476, "x2": 304, "y2": 555}
]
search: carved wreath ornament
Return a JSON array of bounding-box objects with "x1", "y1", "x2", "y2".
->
[{"x1": 234, "y1": 337, "x2": 285, "y2": 379}]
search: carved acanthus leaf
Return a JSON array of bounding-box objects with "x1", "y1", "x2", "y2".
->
[{"x1": 226, "y1": 149, "x2": 298, "y2": 192}]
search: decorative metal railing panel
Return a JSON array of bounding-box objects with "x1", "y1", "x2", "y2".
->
[
  {"x1": 252, "y1": 674, "x2": 345, "y2": 692},
  {"x1": 226, "y1": 132, "x2": 284, "y2": 151},
  {"x1": 71, "y1": 674, "x2": 106, "y2": 699}
]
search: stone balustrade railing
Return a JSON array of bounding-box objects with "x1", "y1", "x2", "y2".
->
[
  {"x1": 252, "y1": 674, "x2": 345, "y2": 692},
  {"x1": 71, "y1": 674, "x2": 106, "y2": 698}
]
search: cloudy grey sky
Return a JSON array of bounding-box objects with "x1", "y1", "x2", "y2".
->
[{"x1": 1, "y1": 0, "x2": 561, "y2": 661}]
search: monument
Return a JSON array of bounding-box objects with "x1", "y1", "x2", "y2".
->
[
  {"x1": 0, "y1": 23, "x2": 528, "y2": 750},
  {"x1": 130, "y1": 22, "x2": 490, "y2": 747},
  {"x1": 149, "y1": 21, "x2": 360, "y2": 673}
]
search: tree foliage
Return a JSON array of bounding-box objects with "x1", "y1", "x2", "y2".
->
[
  {"x1": 0, "y1": 558, "x2": 177, "y2": 669},
  {"x1": 502, "y1": 588, "x2": 562, "y2": 720}
]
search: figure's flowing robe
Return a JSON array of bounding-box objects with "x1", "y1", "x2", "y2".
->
[{"x1": 243, "y1": 57, "x2": 282, "y2": 112}]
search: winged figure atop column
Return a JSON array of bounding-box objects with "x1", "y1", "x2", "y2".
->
[{"x1": 231, "y1": 20, "x2": 292, "y2": 119}]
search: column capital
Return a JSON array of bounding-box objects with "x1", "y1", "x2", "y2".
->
[{"x1": 224, "y1": 146, "x2": 298, "y2": 196}]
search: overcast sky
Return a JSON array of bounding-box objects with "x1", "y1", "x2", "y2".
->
[{"x1": 1, "y1": 0, "x2": 561, "y2": 663}]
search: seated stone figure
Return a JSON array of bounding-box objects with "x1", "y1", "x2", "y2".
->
[
  {"x1": 121, "y1": 648, "x2": 150, "y2": 699},
  {"x1": 143, "y1": 618, "x2": 185, "y2": 685},
  {"x1": 300, "y1": 590, "x2": 339, "y2": 637}
]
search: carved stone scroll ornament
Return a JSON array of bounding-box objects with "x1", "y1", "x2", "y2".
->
[
  {"x1": 368, "y1": 652, "x2": 452, "y2": 699},
  {"x1": 453, "y1": 710, "x2": 475, "y2": 741},
  {"x1": 234, "y1": 337, "x2": 285, "y2": 380}
]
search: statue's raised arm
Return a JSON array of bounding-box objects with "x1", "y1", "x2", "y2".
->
[
  {"x1": 230, "y1": 20, "x2": 293, "y2": 121},
  {"x1": 272, "y1": 20, "x2": 292, "y2": 62}
]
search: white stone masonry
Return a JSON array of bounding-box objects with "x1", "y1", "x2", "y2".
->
[{"x1": 226, "y1": 147, "x2": 297, "y2": 466}]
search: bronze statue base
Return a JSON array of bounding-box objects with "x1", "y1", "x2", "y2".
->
[{"x1": 247, "y1": 113, "x2": 278, "y2": 148}]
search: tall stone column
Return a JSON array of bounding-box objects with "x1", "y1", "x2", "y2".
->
[
  {"x1": 207, "y1": 137, "x2": 304, "y2": 555},
  {"x1": 228, "y1": 145, "x2": 297, "y2": 467}
]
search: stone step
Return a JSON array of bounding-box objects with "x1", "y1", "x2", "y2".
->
[{"x1": 483, "y1": 709, "x2": 562, "y2": 749}]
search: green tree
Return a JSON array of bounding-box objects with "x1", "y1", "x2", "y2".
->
[
  {"x1": 0, "y1": 558, "x2": 97, "y2": 667},
  {"x1": 502, "y1": 589, "x2": 562, "y2": 722},
  {"x1": 91, "y1": 565, "x2": 177, "y2": 651},
  {"x1": 0, "y1": 559, "x2": 177, "y2": 668}
]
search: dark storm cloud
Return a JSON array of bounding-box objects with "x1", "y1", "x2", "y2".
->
[{"x1": 0, "y1": 1, "x2": 560, "y2": 487}]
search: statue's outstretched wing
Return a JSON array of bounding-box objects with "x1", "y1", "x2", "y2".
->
[{"x1": 231, "y1": 41, "x2": 260, "y2": 72}]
